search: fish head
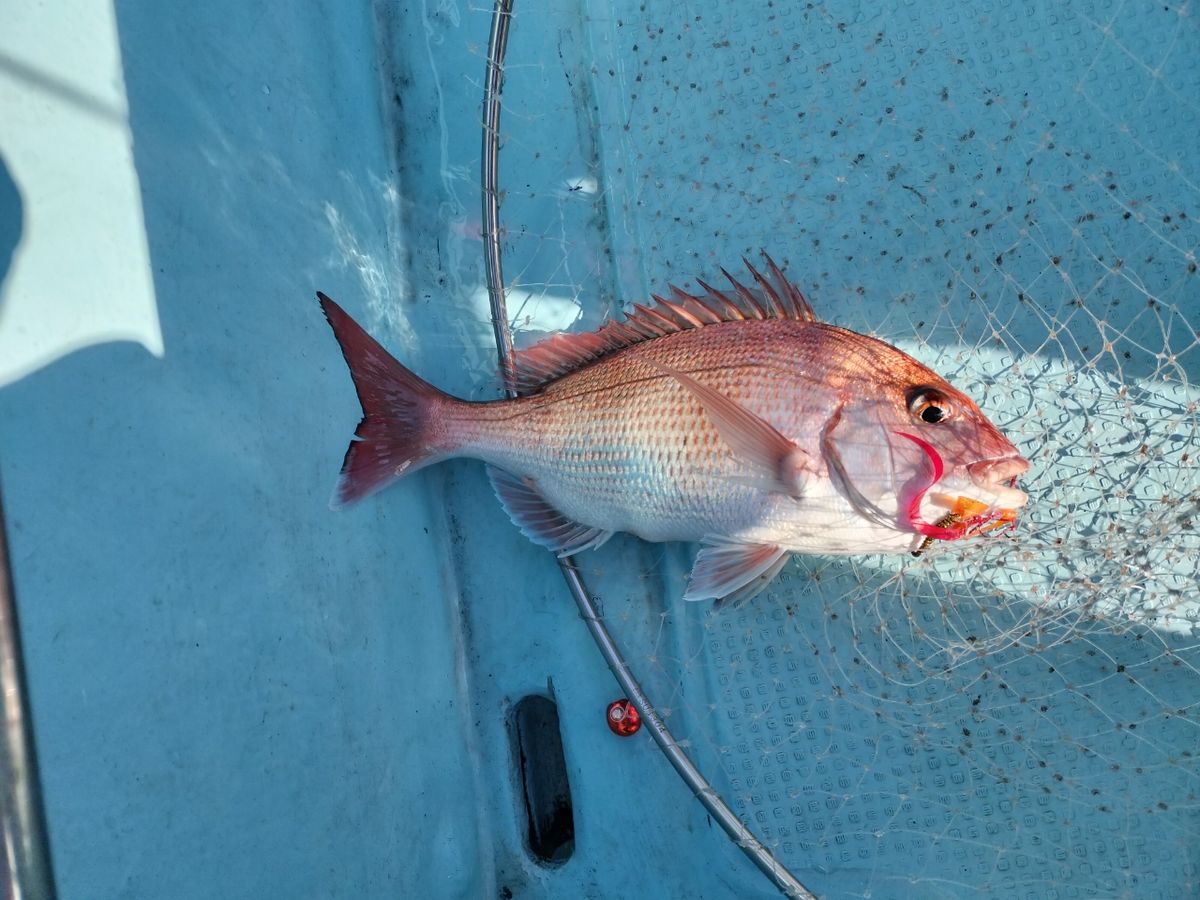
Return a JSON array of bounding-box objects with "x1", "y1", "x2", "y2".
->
[
  {"x1": 883, "y1": 377, "x2": 1029, "y2": 542},
  {"x1": 826, "y1": 343, "x2": 1030, "y2": 545}
]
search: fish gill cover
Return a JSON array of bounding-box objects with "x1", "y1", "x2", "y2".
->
[{"x1": 364, "y1": 2, "x2": 1199, "y2": 897}]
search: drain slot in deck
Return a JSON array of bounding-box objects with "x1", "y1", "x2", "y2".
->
[{"x1": 510, "y1": 694, "x2": 575, "y2": 865}]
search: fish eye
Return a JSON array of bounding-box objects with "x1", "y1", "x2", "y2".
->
[{"x1": 907, "y1": 388, "x2": 952, "y2": 424}]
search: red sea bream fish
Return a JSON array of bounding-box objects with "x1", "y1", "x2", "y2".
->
[{"x1": 320, "y1": 255, "x2": 1029, "y2": 604}]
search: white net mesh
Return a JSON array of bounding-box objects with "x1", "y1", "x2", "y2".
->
[{"x1": 396, "y1": 1, "x2": 1200, "y2": 896}]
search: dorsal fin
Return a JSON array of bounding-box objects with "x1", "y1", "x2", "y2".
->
[{"x1": 512, "y1": 252, "x2": 816, "y2": 393}]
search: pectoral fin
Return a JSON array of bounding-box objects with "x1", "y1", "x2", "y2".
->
[
  {"x1": 650, "y1": 361, "x2": 808, "y2": 497},
  {"x1": 713, "y1": 551, "x2": 792, "y2": 608},
  {"x1": 684, "y1": 540, "x2": 789, "y2": 603}
]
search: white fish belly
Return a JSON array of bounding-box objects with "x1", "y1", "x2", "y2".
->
[{"x1": 739, "y1": 480, "x2": 920, "y2": 554}]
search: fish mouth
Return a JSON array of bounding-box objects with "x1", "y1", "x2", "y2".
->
[
  {"x1": 929, "y1": 474, "x2": 1028, "y2": 516},
  {"x1": 920, "y1": 479, "x2": 1026, "y2": 540},
  {"x1": 895, "y1": 434, "x2": 1029, "y2": 542}
]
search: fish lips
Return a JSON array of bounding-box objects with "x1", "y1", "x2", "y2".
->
[
  {"x1": 923, "y1": 455, "x2": 1030, "y2": 537},
  {"x1": 931, "y1": 478, "x2": 1029, "y2": 514},
  {"x1": 894, "y1": 433, "x2": 1030, "y2": 541},
  {"x1": 967, "y1": 455, "x2": 1030, "y2": 489}
]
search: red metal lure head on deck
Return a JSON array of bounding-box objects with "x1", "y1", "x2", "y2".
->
[{"x1": 607, "y1": 699, "x2": 642, "y2": 736}]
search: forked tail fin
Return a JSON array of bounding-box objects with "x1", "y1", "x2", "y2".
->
[{"x1": 319, "y1": 292, "x2": 451, "y2": 507}]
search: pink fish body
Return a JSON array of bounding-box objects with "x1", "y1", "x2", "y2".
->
[{"x1": 320, "y1": 256, "x2": 1029, "y2": 604}]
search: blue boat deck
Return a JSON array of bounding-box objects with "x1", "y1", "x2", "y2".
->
[{"x1": 1, "y1": 2, "x2": 1197, "y2": 898}]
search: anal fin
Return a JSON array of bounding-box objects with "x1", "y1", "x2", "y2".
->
[
  {"x1": 487, "y1": 466, "x2": 613, "y2": 557},
  {"x1": 684, "y1": 539, "x2": 789, "y2": 604}
]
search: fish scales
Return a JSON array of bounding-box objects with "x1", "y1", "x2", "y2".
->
[{"x1": 448, "y1": 320, "x2": 924, "y2": 545}]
